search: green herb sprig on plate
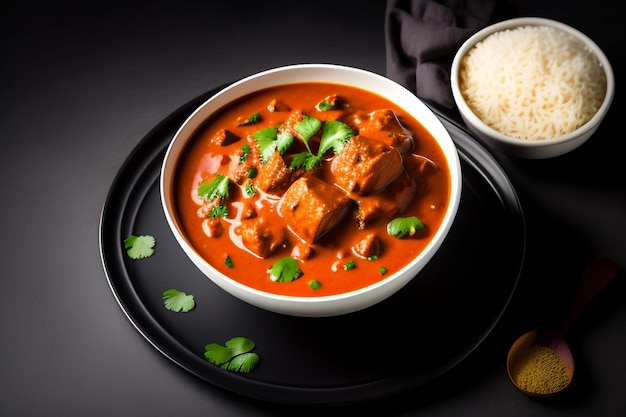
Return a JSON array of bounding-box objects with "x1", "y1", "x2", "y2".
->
[{"x1": 204, "y1": 337, "x2": 260, "y2": 373}]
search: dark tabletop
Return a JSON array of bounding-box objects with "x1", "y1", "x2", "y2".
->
[{"x1": 2, "y1": 1, "x2": 624, "y2": 416}]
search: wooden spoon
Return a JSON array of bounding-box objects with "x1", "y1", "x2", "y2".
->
[{"x1": 506, "y1": 258, "x2": 618, "y2": 396}]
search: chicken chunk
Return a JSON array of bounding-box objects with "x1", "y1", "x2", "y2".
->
[
  {"x1": 255, "y1": 149, "x2": 300, "y2": 193},
  {"x1": 344, "y1": 109, "x2": 414, "y2": 153},
  {"x1": 331, "y1": 135, "x2": 403, "y2": 195},
  {"x1": 351, "y1": 233, "x2": 381, "y2": 259},
  {"x1": 225, "y1": 137, "x2": 260, "y2": 185},
  {"x1": 279, "y1": 175, "x2": 351, "y2": 243},
  {"x1": 240, "y1": 217, "x2": 286, "y2": 258},
  {"x1": 355, "y1": 170, "x2": 417, "y2": 228}
]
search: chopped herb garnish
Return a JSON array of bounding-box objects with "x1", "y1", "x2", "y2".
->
[
  {"x1": 367, "y1": 255, "x2": 379, "y2": 261},
  {"x1": 343, "y1": 260, "x2": 357, "y2": 270},
  {"x1": 290, "y1": 118, "x2": 355, "y2": 171},
  {"x1": 124, "y1": 234, "x2": 156, "y2": 259},
  {"x1": 204, "y1": 337, "x2": 259, "y2": 373},
  {"x1": 379, "y1": 266, "x2": 388, "y2": 275},
  {"x1": 308, "y1": 280, "x2": 322, "y2": 290},
  {"x1": 239, "y1": 144, "x2": 251, "y2": 162},
  {"x1": 198, "y1": 174, "x2": 230, "y2": 201},
  {"x1": 315, "y1": 94, "x2": 339, "y2": 111},
  {"x1": 246, "y1": 166, "x2": 257, "y2": 178},
  {"x1": 225, "y1": 255, "x2": 234, "y2": 268},
  {"x1": 162, "y1": 289, "x2": 195, "y2": 312},
  {"x1": 268, "y1": 256, "x2": 303, "y2": 282},
  {"x1": 387, "y1": 216, "x2": 424, "y2": 238},
  {"x1": 253, "y1": 127, "x2": 295, "y2": 163},
  {"x1": 237, "y1": 111, "x2": 261, "y2": 126},
  {"x1": 208, "y1": 204, "x2": 228, "y2": 218},
  {"x1": 245, "y1": 183, "x2": 256, "y2": 197}
]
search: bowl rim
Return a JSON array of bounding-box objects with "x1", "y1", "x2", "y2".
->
[
  {"x1": 160, "y1": 63, "x2": 462, "y2": 313},
  {"x1": 450, "y1": 17, "x2": 615, "y2": 149}
]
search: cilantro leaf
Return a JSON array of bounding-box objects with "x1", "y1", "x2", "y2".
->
[
  {"x1": 293, "y1": 115, "x2": 322, "y2": 145},
  {"x1": 162, "y1": 289, "x2": 196, "y2": 312},
  {"x1": 387, "y1": 216, "x2": 424, "y2": 238},
  {"x1": 318, "y1": 120, "x2": 354, "y2": 155},
  {"x1": 124, "y1": 234, "x2": 156, "y2": 259},
  {"x1": 268, "y1": 256, "x2": 303, "y2": 282},
  {"x1": 253, "y1": 127, "x2": 294, "y2": 163},
  {"x1": 204, "y1": 337, "x2": 259, "y2": 373},
  {"x1": 227, "y1": 352, "x2": 259, "y2": 373},
  {"x1": 289, "y1": 151, "x2": 318, "y2": 170},
  {"x1": 198, "y1": 174, "x2": 230, "y2": 201},
  {"x1": 289, "y1": 118, "x2": 354, "y2": 171},
  {"x1": 204, "y1": 343, "x2": 234, "y2": 366},
  {"x1": 276, "y1": 132, "x2": 295, "y2": 155},
  {"x1": 225, "y1": 336, "x2": 255, "y2": 355},
  {"x1": 253, "y1": 127, "x2": 279, "y2": 162}
]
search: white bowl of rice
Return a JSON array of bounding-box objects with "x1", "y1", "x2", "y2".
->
[{"x1": 451, "y1": 17, "x2": 614, "y2": 159}]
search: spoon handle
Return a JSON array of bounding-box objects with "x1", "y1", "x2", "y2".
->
[{"x1": 558, "y1": 258, "x2": 618, "y2": 337}]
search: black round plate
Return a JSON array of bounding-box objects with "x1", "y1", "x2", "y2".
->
[{"x1": 99, "y1": 87, "x2": 525, "y2": 406}]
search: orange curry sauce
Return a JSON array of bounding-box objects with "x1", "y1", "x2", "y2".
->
[{"x1": 174, "y1": 82, "x2": 451, "y2": 297}]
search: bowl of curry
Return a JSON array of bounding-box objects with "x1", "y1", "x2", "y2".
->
[{"x1": 161, "y1": 64, "x2": 462, "y2": 317}]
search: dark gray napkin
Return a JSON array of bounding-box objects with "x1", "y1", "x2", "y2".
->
[{"x1": 385, "y1": 0, "x2": 496, "y2": 112}]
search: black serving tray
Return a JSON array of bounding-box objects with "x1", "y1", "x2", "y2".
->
[{"x1": 99, "y1": 86, "x2": 525, "y2": 406}]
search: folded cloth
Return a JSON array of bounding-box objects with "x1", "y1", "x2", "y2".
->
[{"x1": 385, "y1": 0, "x2": 495, "y2": 113}]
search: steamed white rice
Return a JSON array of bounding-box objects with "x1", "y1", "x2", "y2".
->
[{"x1": 459, "y1": 25, "x2": 607, "y2": 141}]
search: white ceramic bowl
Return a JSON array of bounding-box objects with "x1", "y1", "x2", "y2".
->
[
  {"x1": 451, "y1": 17, "x2": 614, "y2": 159},
  {"x1": 161, "y1": 64, "x2": 462, "y2": 317}
]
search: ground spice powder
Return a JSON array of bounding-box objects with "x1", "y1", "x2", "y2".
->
[{"x1": 510, "y1": 345, "x2": 571, "y2": 395}]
